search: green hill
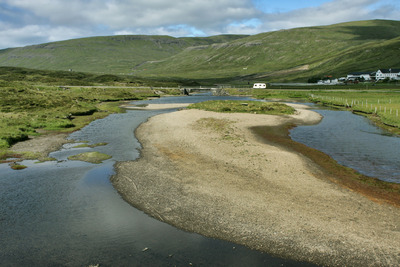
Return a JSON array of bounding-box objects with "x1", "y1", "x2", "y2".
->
[
  {"x1": 0, "y1": 35, "x2": 248, "y2": 75},
  {"x1": 134, "y1": 20, "x2": 400, "y2": 82},
  {"x1": 0, "y1": 19, "x2": 399, "y2": 82}
]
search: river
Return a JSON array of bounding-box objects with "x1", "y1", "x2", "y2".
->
[
  {"x1": 290, "y1": 107, "x2": 400, "y2": 183},
  {"x1": 0, "y1": 94, "x2": 399, "y2": 266}
]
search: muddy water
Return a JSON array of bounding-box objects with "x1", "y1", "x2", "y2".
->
[{"x1": 0, "y1": 95, "x2": 314, "y2": 266}]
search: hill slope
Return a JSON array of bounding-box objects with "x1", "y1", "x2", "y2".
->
[
  {"x1": 0, "y1": 35, "x2": 248, "y2": 74},
  {"x1": 0, "y1": 20, "x2": 399, "y2": 82},
  {"x1": 134, "y1": 20, "x2": 400, "y2": 81}
]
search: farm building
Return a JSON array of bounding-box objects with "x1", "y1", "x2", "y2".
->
[{"x1": 373, "y1": 69, "x2": 400, "y2": 81}]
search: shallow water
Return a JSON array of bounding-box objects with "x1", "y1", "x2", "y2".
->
[
  {"x1": 290, "y1": 109, "x2": 400, "y2": 183},
  {"x1": 0, "y1": 95, "x2": 314, "y2": 266},
  {"x1": 2, "y1": 95, "x2": 399, "y2": 266}
]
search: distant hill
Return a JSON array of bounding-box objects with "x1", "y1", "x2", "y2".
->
[
  {"x1": 0, "y1": 19, "x2": 399, "y2": 82},
  {"x1": 0, "y1": 35, "x2": 248, "y2": 75}
]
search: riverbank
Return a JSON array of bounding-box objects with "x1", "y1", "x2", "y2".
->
[
  {"x1": 112, "y1": 103, "x2": 400, "y2": 266},
  {"x1": 7, "y1": 132, "x2": 70, "y2": 161}
]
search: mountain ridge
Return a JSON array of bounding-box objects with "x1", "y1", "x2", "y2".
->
[{"x1": 0, "y1": 19, "x2": 399, "y2": 82}]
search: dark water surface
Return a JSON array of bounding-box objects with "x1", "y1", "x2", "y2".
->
[
  {"x1": 290, "y1": 108, "x2": 400, "y2": 183},
  {"x1": 0, "y1": 95, "x2": 314, "y2": 266}
]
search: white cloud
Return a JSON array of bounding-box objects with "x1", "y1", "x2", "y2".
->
[
  {"x1": 252, "y1": 0, "x2": 400, "y2": 33},
  {"x1": 0, "y1": 0, "x2": 399, "y2": 49},
  {"x1": 0, "y1": 23, "x2": 89, "y2": 48},
  {"x1": 4, "y1": 0, "x2": 259, "y2": 29}
]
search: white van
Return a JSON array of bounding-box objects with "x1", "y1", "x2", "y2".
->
[{"x1": 253, "y1": 83, "x2": 266, "y2": 89}]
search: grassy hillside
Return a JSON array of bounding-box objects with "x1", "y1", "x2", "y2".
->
[
  {"x1": 135, "y1": 20, "x2": 400, "y2": 81},
  {"x1": 0, "y1": 35, "x2": 247, "y2": 74},
  {"x1": 0, "y1": 20, "x2": 399, "y2": 82}
]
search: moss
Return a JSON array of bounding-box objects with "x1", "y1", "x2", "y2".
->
[
  {"x1": 72, "y1": 142, "x2": 108, "y2": 148},
  {"x1": 10, "y1": 164, "x2": 27, "y2": 170},
  {"x1": 68, "y1": 151, "x2": 112, "y2": 164}
]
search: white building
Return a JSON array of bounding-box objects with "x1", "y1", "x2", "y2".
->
[
  {"x1": 374, "y1": 69, "x2": 400, "y2": 81},
  {"x1": 253, "y1": 83, "x2": 267, "y2": 88},
  {"x1": 347, "y1": 72, "x2": 372, "y2": 81}
]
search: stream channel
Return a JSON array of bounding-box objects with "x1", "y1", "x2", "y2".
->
[{"x1": 1, "y1": 94, "x2": 399, "y2": 266}]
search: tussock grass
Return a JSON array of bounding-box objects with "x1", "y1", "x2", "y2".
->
[
  {"x1": 68, "y1": 152, "x2": 112, "y2": 164},
  {"x1": 0, "y1": 69, "x2": 164, "y2": 149},
  {"x1": 309, "y1": 91, "x2": 400, "y2": 131},
  {"x1": 187, "y1": 100, "x2": 295, "y2": 115},
  {"x1": 10, "y1": 164, "x2": 27, "y2": 170}
]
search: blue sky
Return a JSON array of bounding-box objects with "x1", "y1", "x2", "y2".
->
[{"x1": 0, "y1": 0, "x2": 399, "y2": 49}]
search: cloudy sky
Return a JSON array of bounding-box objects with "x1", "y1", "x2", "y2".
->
[{"x1": 0, "y1": 0, "x2": 399, "y2": 49}]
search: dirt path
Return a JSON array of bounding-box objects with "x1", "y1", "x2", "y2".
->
[{"x1": 112, "y1": 104, "x2": 400, "y2": 266}]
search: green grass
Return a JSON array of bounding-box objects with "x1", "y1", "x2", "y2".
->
[
  {"x1": 132, "y1": 20, "x2": 400, "y2": 82},
  {"x1": 0, "y1": 20, "x2": 399, "y2": 82},
  {"x1": 68, "y1": 152, "x2": 112, "y2": 164},
  {"x1": 73, "y1": 142, "x2": 108, "y2": 148},
  {"x1": 187, "y1": 100, "x2": 295, "y2": 115},
  {"x1": 10, "y1": 164, "x2": 27, "y2": 170},
  {"x1": 230, "y1": 88, "x2": 400, "y2": 134},
  {"x1": 0, "y1": 35, "x2": 247, "y2": 75},
  {"x1": 308, "y1": 91, "x2": 400, "y2": 130},
  {"x1": 0, "y1": 70, "x2": 173, "y2": 149}
]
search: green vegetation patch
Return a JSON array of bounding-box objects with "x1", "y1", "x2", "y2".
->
[
  {"x1": 193, "y1": 117, "x2": 234, "y2": 132},
  {"x1": 187, "y1": 100, "x2": 295, "y2": 115},
  {"x1": 73, "y1": 142, "x2": 108, "y2": 148},
  {"x1": 68, "y1": 151, "x2": 112, "y2": 164},
  {"x1": 10, "y1": 163, "x2": 27, "y2": 170},
  {"x1": 230, "y1": 88, "x2": 400, "y2": 134},
  {"x1": 308, "y1": 91, "x2": 400, "y2": 132},
  {"x1": 192, "y1": 117, "x2": 238, "y2": 141}
]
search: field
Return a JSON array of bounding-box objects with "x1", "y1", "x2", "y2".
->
[
  {"x1": 1, "y1": 65, "x2": 399, "y2": 160},
  {"x1": 232, "y1": 87, "x2": 400, "y2": 133},
  {"x1": 0, "y1": 85, "x2": 157, "y2": 150},
  {"x1": 0, "y1": 68, "x2": 184, "y2": 154},
  {"x1": 308, "y1": 91, "x2": 400, "y2": 129}
]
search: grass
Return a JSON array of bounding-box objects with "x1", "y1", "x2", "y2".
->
[
  {"x1": 227, "y1": 87, "x2": 400, "y2": 134},
  {"x1": 1, "y1": 20, "x2": 399, "y2": 83},
  {"x1": 72, "y1": 142, "x2": 108, "y2": 148},
  {"x1": 187, "y1": 100, "x2": 295, "y2": 115},
  {"x1": 0, "y1": 83, "x2": 161, "y2": 149},
  {"x1": 0, "y1": 67, "x2": 184, "y2": 161},
  {"x1": 0, "y1": 35, "x2": 247, "y2": 75},
  {"x1": 307, "y1": 91, "x2": 400, "y2": 132},
  {"x1": 10, "y1": 163, "x2": 27, "y2": 170},
  {"x1": 68, "y1": 152, "x2": 112, "y2": 164}
]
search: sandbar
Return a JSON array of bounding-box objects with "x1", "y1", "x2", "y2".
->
[{"x1": 112, "y1": 104, "x2": 400, "y2": 266}]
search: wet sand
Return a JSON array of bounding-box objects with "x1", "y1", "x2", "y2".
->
[{"x1": 112, "y1": 104, "x2": 400, "y2": 266}]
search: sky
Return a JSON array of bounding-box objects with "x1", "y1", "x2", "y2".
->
[{"x1": 0, "y1": 0, "x2": 399, "y2": 49}]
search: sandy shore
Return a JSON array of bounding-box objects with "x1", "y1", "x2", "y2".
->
[
  {"x1": 112, "y1": 104, "x2": 400, "y2": 266},
  {"x1": 10, "y1": 132, "x2": 70, "y2": 159}
]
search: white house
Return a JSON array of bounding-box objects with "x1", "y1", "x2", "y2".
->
[
  {"x1": 346, "y1": 72, "x2": 372, "y2": 81},
  {"x1": 317, "y1": 78, "x2": 340, "y2": 84},
  {"x1": 374, "y1": 69, "x2": 400, "y2": 81},
  {"x1": 253, "y1": 83, "x2": 267, "y2": 88}
]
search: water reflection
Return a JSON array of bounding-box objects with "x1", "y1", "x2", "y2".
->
[{"x1": 290, "y1": 109, "x2": 400, "y2": 183}]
